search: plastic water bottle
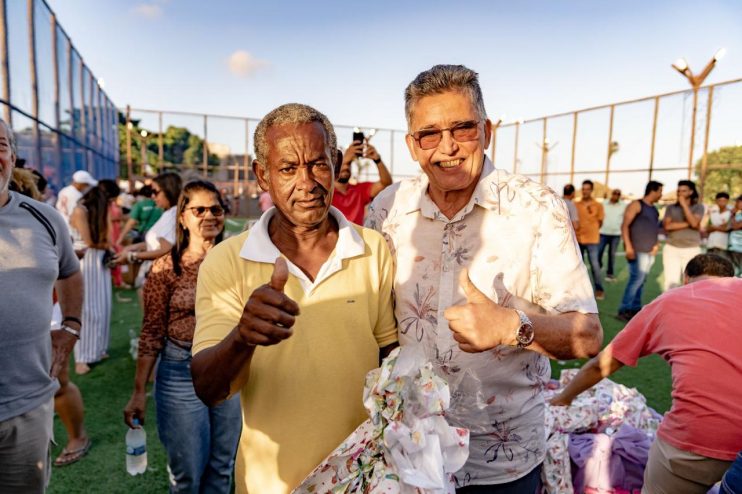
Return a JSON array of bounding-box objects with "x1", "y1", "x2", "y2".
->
[
  {"x1": 128, "y1": 328, "x2": 139, "y2": 360},
  {"x1": 126, "y1": 419, "x2": 147, "y2": 475}
]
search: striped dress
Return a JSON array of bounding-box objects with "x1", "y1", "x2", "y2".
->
[{"x1": 70, "y1": 222, "x2": 112, "y2": 364}]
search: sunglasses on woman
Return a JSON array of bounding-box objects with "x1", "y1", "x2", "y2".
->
[{"x1": 187, "y1": 205, "x2": 225, "y2": 217}]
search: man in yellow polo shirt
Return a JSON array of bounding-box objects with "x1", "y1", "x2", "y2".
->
[{"x1": 191, "y1": 103, "x2": 398, "y2": 494}]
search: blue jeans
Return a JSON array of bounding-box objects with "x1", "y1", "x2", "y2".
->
[
  {"x1": 580, "y1": 243, "x2": 604, "y2": 292},
  {"x1": 155, "y1": 342, "x2": 242, "y2": 494},
  {"x1": 619, "y1": 252, "x2": 655, "y2": 313},
  {"x1": 721, "y1": 451, "x2": 742, "y2": 494},
  {"x1": 598, "y1": 234, "x2": 621, "y2": 276}
]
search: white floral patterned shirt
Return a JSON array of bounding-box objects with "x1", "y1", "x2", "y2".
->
[{"x1": 365, "y1": 156, "x2": 598, "y2": 486}]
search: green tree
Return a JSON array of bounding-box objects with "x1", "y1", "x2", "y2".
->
[
  {"x1": 697, "y1": 145, "x2": 742, "y2": 200},
  {"x1": 118, "y1": 121, "x2": 219, "y2": 176}
]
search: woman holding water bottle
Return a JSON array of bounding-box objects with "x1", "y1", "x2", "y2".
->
[{"x1": 123, "y1": 181, "x2": 241, "y2": 492}]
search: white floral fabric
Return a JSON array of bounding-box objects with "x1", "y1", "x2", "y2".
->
[{"x1": 366, "y1": 156, "x2": 597, "y2": 486}]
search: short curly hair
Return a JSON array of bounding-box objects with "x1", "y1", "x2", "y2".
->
[{"x1": 253, "y1": 103, "x2": 336, "y2": 174}]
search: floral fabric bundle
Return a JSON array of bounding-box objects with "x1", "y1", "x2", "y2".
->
[{"x1": 294, "y1": 347, "x2": 470, "y2": 494}]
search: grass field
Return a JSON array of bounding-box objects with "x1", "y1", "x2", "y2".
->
[{"x1": 48, "y1": 247, "x2": 671, "y2": 493}]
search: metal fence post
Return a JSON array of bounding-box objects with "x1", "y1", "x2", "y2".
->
[
  {"x1": 389, "y1": 130, "x2": 394, "y2": 177},
  {"x1": 687, "y1": 87, "x2": 699, "y2": 179},
  {"x1": 604, "y1": 105, "x2": 615, "y2": 188},
  {"x1": 513, "y1": 121, "x2": 520, "y2": 173},
  {"x1": 699, "y1": 85, "x2": 714, "y2": 200},
  {"x1": 28, "y1": 0, "x2": 42, "y2": 171},
  {"x1": 125, "y1": 105, "x2": 133, "y2": 189},
  {"x1": 51, "y1": 10, "x2": 62, "y2": 176},
  {"x1": 540, "y1": 118, "x2": 548, "y2": 183},
  {"x1": 158, "y1": 111, "x2": 163, "y2": 165},
  {"x1": 0, "y1": 0, "x2": 10, "y2": 124},
  {"x1": 648, "y1": 96, "x2": 659, "y2": 181},
  {"x1": 569, "y1": 112, "x2": 578, "y2": 184},
  {"x1": 202, "y1": 114, "x2": 208, "y2": 177}
]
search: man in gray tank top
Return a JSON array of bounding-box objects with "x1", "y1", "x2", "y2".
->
[
  {"x1": 662, "y1": 180, "x2": 705, "y2": 291},
  {"x1": 617, "y1": 181, "x2": 663, "y2": 321}
]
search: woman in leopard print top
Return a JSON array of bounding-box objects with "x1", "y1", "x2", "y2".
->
[{"x1": 123, "y1": 181, "x2": 241, "y2": 492}]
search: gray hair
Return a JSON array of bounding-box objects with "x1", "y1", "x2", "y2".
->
[
  {"x1": 0, "y1": 118, "x2": 17, "y2": 157},
  {"x1": 404, "y1": 64, "x2": 487, "y2": 129},
  {"x1": 253, "y1": 103, "x2": 337, "y2": 171}
]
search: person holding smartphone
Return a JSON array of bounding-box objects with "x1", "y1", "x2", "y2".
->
[{"x1": 331, "y1": 134, "x2": 393, "y2": 224}]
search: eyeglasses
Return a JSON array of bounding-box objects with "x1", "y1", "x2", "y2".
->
[
  {"x1": 187, "y1": 205, "x2": 225, "y2": 218},
  {"x1": 410, "y1": 120, "x2": 482, "y2": 150},
  {"x1": 151, "y1": 187, "x2": 162, "y2": 196}
]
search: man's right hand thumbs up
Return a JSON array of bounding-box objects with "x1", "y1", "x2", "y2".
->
[
  {"x1": 270, "y1": 257, "x2": 289, "y2": 292},
  {"x1": 236, "y1": 257, "x2": 300, "y2": 347}
]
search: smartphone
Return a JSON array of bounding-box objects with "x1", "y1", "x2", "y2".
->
[
  {"x1": 352, "y1": 128, "x2": 365, "y2": 144},
  {"x1": 352, "y1": 128, "x2": 364, "y2": 157}
]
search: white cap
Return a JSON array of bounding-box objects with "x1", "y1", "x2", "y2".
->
[{"x1": 72, "y1": 170, "x2": 97, "y2": 186}]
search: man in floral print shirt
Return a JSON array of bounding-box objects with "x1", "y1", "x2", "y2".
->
[{"x1": 366, "y1": 64, "x2": 603, "y2": 493}]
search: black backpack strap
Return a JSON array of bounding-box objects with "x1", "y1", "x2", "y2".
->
[{"x1": 19, "y1": 201, "x2": 57, "y2": 246}]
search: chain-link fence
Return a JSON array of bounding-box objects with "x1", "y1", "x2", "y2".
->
[
  {"x1": 0, "y1": 0, "x2": 119, "y2": 194},
  {"x1": 492, "y1": 77, "x2": 742, "y2": 199},
  {"x1": 122, "y1": 107, "x2": 426, "y2": 215}
]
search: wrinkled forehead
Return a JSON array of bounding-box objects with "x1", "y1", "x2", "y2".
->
[{"x1": 265, "y1": 122, "x2": 330, "y2": 160}]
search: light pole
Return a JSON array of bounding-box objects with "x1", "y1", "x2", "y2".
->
[
  {"x1": 139, "y1": 129, "x2": 149, "y2": 176},
  {"x1": 671, "y1": 48, "x2": 725, "y2": 179},
  {"x1": 489, "y1": 117, "x2": 503, "y2": 167}
]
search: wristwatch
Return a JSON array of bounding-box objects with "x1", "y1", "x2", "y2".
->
[{"x1": 513, "y1": 309, "x2": 534, "y2": 348}]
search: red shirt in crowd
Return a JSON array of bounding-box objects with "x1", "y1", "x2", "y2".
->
[
  {"x1": 610, "y1": 277, "x2": 742, "y2": 461},
  {"x1": 332, "y1": 182, "x2": 373, "y2": 225}
]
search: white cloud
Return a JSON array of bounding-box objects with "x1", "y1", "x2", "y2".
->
[
  {"x1": 132, "y1": 3, "x2": 164, "y2": 20},
  {"x1": 227, "y1": 50, "x2": 269, "y2": 78}
]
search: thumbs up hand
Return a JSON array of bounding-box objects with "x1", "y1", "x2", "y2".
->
[
  {"x1": 443, "y1": 269, "x2": 521, "y2": 353},
  {"x1": 236, "y1": 257, "x2": 301, "y2": 347}
]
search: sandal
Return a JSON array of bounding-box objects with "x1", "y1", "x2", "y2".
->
[{"x1": 54, "y1": 438, "x2": 92, "y2": 467}]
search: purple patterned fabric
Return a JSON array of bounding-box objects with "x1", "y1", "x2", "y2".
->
[{"x1": 569, "y1": 425, "x2": 650, "y2": 493}]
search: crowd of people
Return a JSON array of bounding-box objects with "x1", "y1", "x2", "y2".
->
[{"x1": 1, "y1": 63, "x2": 740, "y2": 494}]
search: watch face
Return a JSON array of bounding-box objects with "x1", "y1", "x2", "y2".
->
[{"x1": 516, "y1": 324, "x2": 535, "y2": 346}]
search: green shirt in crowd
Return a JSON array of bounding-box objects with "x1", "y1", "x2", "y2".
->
[{"x1": 130, "y1": 198, "x2": 162, "y2": 234}]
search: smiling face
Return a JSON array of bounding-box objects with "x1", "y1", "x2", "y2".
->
[
  {"x1": 180, "y1": 190, "x2": 225, "y2": 242},
  {"x1": 255, "y1": 122, "x2": 334, "y2": 229},
  {"x1": 405, "y1": 90, "x2": 491, "y2": 205},
  {"x1": 0, "y1": 122, "x2": 16, "y2": 204}
]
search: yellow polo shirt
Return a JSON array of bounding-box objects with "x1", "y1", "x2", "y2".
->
[{"x1": 193, "y1": 208, "x2": 397, "y2": 494}]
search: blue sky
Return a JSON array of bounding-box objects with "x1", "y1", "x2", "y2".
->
[
  {"x1": 47, "y1": 0, "x2": 742, "y2": 193},
  {"x1": 47, "y1": 0, "x2": 742, "y2": 127}
]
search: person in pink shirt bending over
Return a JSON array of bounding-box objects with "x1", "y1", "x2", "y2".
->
[
  {"x1": 331, "y1": 141, "x2": 392, "y2": 225},
  {"x1": 551, "y1": 253, "x2": 742, "y2": 494}
]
